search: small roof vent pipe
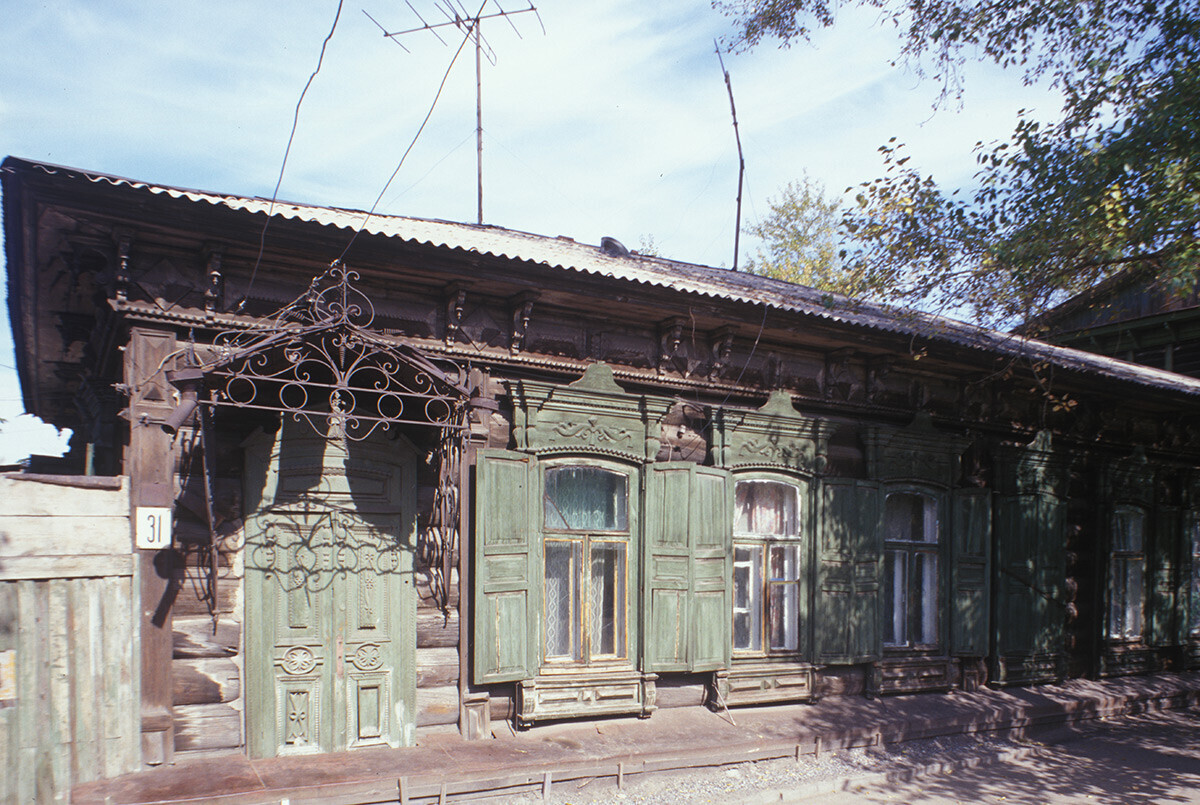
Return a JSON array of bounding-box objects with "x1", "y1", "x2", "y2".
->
[{"x1": 600, "y1": 236, "x2": 630, "y2": 258}]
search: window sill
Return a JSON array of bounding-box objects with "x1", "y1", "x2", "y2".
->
[
  {"x1": 517, "y1": 670, "x2": 656, "y2": 727},
  {"x1": 715, "y1": 661, "x2": 815, "y2": 706},
  {"x1": 876, "y1": 656, "x2": 953, "y2": 695}
]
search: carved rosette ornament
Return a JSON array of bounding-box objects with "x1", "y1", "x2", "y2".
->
[
  {"x1": 282, "y1": 646, "x2": 318, "y2": 675},
  {"x1": 353, "y1": 643, "x2": 384, "y2": 671}
]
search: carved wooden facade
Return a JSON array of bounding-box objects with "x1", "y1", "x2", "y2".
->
[{"x1": 5, "y1": 156, "x2": 1200, "y2": 775}]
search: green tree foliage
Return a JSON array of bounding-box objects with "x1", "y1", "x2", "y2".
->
[
  {"x1": 719, "y1": 0, "x2": 1200, "y2": 326},
  {"x1": 745, "y1": 174, "x2": 868, "y2": 295}
]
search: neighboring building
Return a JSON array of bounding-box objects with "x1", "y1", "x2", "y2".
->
[
  {"x1": 4, "y1": 156, "x2": 1200, "y2": 797},
  {"x1": 1028, "y1": 266, "x2": 1200, "y2": 377}
]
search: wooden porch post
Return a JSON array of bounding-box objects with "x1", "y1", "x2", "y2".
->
[{"x1": 126, "y1": 326, "x2": 179, "y2": 765}]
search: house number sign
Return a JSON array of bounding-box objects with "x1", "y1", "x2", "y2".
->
[{"x1": 135, "y1": 506, "x2": 173, "y2": 549}]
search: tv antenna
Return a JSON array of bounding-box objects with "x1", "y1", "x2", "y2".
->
[{"x1": 366, "y1": 1, "x2": 544, "y2": 225}]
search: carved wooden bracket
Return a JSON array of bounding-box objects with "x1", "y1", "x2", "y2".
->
[
  {"x1": 866, "y1": 358, "x2": 892, "y2": 404},
  {"x1": 657, "y1": 316, "x2": 687, "y2": 375},
  {"x1": 115, "y1": 233, "x2": 132, "y2": 302},
  {"x1": 709, "y1": 325, "x2": 736, "y2": 380},
  {"x1": 204, "y1": 246, "x2": 224, "y2": 320},
  {"x1": 822, "y1": 348, "x2": 856, "y2": 400},
  {"x1": 509, "y1": 291, "x2": 537, "y2": 354},
  {"x1": 445, "y1": 283, "x2": 467, "y2": 345}
]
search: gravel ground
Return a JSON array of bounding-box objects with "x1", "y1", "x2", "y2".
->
[{"x1": 488, "y1": 732, "x2": 1036, "y2": 804}]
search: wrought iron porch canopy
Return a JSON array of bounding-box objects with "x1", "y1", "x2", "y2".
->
[{"x1": 177, "y1": 263, "x2": 470, "y2": 441}]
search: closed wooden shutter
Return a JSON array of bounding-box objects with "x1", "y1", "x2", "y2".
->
[
  {"x1": 642, "y1": 463, "x2": 733, "y2": 673},
  {"x1": 473, "y1": 450, "x2": 538, "y2": 683},
  {"x1": 816, "y1": 479, "x2": 881, "y2": 664},
  {"x1": 950, "y1": 488, "x2": 992, "y2": 656}
]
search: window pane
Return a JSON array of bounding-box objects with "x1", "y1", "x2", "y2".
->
[
  {"x1": 884, "y1": 493, "x2": 936, "y2": 543},
  {"x1": 914, "y1": 551, "x2": 939, "y2": 645},
  {"x1": 544, "y1": 467, "x2": 628, "y2": 532},
  {"x1": 589, "y1": 542, "x2": 626, "y2": 658},
  {"x1": 1109, "y1": 556, "x2": 1146, "y2": 639},
  {"x1": 1113, "y1": 507, "x2": 1144, "y2": 552},
  {"x1": 735, "y1": 481, "x2": 798, "y2": 537},
  {"x1": 732, "y1": 545, "x2": 762, "y2": 651},
  {"x1": 883, "y1": 549, "x2": 907, "y2": 645},
  {"x1": 544, "y1": 541, "x2": 582, "y2": 660},
  {"x1": 767, "y1": 546, "x2": 799, "y2": 650}
]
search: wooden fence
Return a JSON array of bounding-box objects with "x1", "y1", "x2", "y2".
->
[{"x1": 0, "y1": 474, "x2": 140, "y2": 804}]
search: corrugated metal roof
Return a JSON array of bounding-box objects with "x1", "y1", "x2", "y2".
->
[{"x1": 11, "y1": 156, "x2": 1200, "y2": 399}]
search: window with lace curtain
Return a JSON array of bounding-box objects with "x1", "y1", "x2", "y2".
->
[
  {"x1": 883, "y1": 491, "x2": 941, "y2": 648},
  {"x1": 1109, "y1": 505, "x2": 1147, "y2": 641},
  {"x1": 732, "y1": 480, "x2": 802, "y2": 654},
  {"x1": 542, "y1": 465, "x2": 630, "y2": 664}
]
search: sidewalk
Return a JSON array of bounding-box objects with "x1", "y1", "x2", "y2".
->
[{"x1": 73, "y1": 672, "x2": 1200, "y2": 805}]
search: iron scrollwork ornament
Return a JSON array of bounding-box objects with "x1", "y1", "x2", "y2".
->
[{"x1": 205, "y1": 262, "x2": 468, "y2": 440}]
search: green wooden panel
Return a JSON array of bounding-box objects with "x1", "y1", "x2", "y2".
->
[
  {"x1": 244, "y1": 431, "x2": 417, "y2": 758},
  {"x1": 473, "y1": 449, "x2": 537, "y2": 683},
  {"x1": 994, "y1": 492, "x2": 1066, "y2": 658},
  {"x1": 642, "y1": 463, "x2": 732, "y2": 673},
  {"x1": 1035, "y1": 496, "x2": 1067, "y2": 655},
  {"x1": 690, "y1": 466, "x2": 733, "y2": 671},
  {"x1": 951, "y1": 488, "x2": 992, "y2": 656},
  {"x1": 1148, "y1": 506, "x2": 1180, "y2": 647},
  {"x1": 816, "y1": 479, "x2": 881, "y2": 664}
]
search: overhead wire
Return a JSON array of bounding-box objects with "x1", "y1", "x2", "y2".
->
[{"x1": 242, "y1": 0, "x2": 345, "y2": 310}]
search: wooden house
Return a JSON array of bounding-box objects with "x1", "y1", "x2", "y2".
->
[{"x1": 4, "y1": 156, "x2": 1200, "y2": 792}]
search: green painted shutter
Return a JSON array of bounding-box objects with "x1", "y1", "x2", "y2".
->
[
  {"x1": 994, "y1": 494, "x2": 1035, "y2": 656},
  {"x1": 1148, "y1": 505, "x2": 1180, "y2": 647},
  {"x1": 474, "y1": 449, "x2": 538, "y2": 684},
  {"x1": 950, "y1": 488, "x2": 992, "y2": 656},
  {"x1": 642, "y1": 463, "x2": 733, "y2": 673},
  {"x1": 1035, "y1": 496, "x2": 1067, "y2": 655},
  {"x1": 816, "y1": 479, "x2": 881, "y2": 664}
]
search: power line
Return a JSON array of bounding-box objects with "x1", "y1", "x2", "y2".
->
[
  {"x1": 242, "y1": 0, "x2": 345, "y2": 310},
  {"x1": 337, "y1": 12, "x2": 479, "y2": 262}
]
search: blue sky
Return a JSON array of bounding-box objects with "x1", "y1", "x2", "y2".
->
[{"x1": 0, "y1": 0, "x2": 1062, "y2": 462}]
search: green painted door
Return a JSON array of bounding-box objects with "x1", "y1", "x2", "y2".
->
[{"x1": 244, "y1": 429, "x2": 417, "y2": 757}]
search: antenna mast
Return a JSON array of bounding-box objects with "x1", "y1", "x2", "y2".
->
[
  {"x1": 715, "y1": 42, "x2": 745, "y2": 272},
  {"x1": 369, "y1": 1, "x2": 543, "y2": 225}
]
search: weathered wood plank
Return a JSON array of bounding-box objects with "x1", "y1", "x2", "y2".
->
[
  {"x1": 173, "y1": 657, "x2": 241, "y2": 705},
  {"x1": 0, "y1": 475, "x2": 128, "y2": 517},
  {"x1": 173, "y1": 703, "x2": 242, "y2": 752},
  {"x1": 47, "y1": 579, "x2": 72, "y2": 797},
  {"x1": 172, "y1": 565, "x2": 239, "y2": 616},
  {"x1": 173, "y1": 616, "x2": 240, "y2": 658},
  {"x1": 654, "y1": 679, "x2": 707, "y2": 709},
  {"x1": 0, "y1": 517, "x2": 130, "y2": 557},
  {"x1": 415, "y1": 648, "x2": 459, "y2": 688},
  {"x1": 15, "y1": 580, "x2": 40, "y2": 803},
  {"x1": 0, "y1": 583, "x2": 16, "y2": 804},
  {"x1": 103, "y1": 573, "x2": 138, "y2": 778},
  {"x1": 416, "y1": 685, "x2": 459, "y2": 727},
  {"x1": 68, "y1": 579, "x2": 98, "y2": 786},
  {"x1": 417, "y1": 609, "x2": 459, "y2": 648},
  {"x1": 0, "y1": 554, "x2": 135, "y2": 581}
]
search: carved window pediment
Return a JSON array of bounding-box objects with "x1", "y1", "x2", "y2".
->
[
  {"x1": 869, "y1": 412, "x2": 969, "y2": 486},
  {"x1": 510, "y1": 363, "x2": 669, "y2": 462},
  {"x1": 714, "y1": 391, "x2": 826, "y2": 475}
]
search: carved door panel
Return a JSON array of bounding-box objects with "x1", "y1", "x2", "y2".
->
[{"x1": 245, "y1": 432, "x2": 416, "y2": 758}]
